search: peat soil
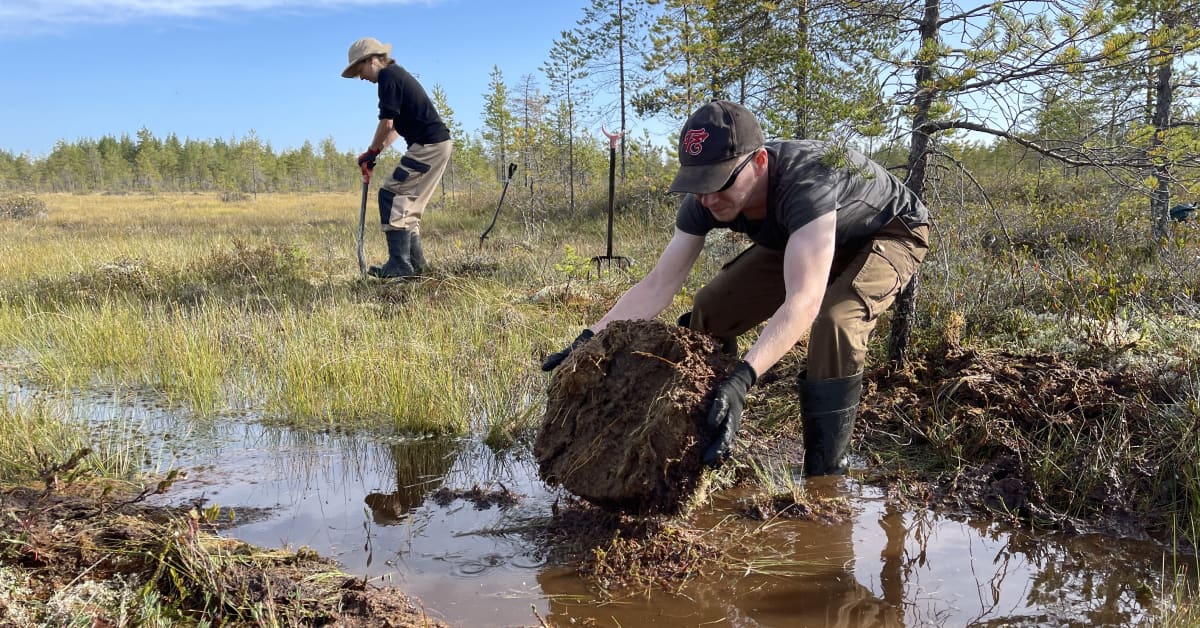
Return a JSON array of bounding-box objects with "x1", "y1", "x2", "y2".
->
[
  {"x1": 856, "y1": 338, "x2": 1182, "y2": 541},
  {"x1": 535, "y1": 319, "x2": 737, "y2": 515},
  {"x1": 0, "y1": 485, "x2": 444, "y2": 627},
  {"x1": 536, "y1": 318, "x2": 1183, "y2": 541}
]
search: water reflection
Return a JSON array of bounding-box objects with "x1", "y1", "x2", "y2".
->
[
  {"x1": 4, "y1": 379, "x2": 1190, "y2": 626},
  {"x1": 363, "y1": 438, "x2": 460, "y2": 525},
  {"x1": 534, "y1": 472, "x2": 1180, "y2": 627},
  {"x1": 737, "y1": 477, "x2": 905, "y2": 627}
]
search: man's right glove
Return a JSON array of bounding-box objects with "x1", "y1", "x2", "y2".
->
[
  {"x1": 541, "y1": 329, "x2": 594, "y2": 372},
  {"x1": 703, "y1": 361, "x2": 757, "y2": 467},
  {"x1": 357, "y1": 148, "x2": 381, "y2": 178}
]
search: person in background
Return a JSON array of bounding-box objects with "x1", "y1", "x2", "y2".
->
[
  {"x1": 542, "y1": 100, "x2": 929, "y2": 476},
  {"x1": 342, "y1": 36, "x2": 452, "y2": 278}
]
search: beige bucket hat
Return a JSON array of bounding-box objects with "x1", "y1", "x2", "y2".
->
[{"x1": 341, "y1": 37, "x2": 392, "y2": 78}]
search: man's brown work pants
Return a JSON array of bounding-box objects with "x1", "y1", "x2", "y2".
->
[{"x1": 690, "y1": 219, "x2": 929, "y2": 379}]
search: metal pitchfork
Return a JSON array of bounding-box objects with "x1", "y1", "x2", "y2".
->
[
  {"x1": 479, "y1": 162, "x2": 518, "y2": 249},
  {"x1": 588, "y1": 127, "x2": 631, "y2": 278}
]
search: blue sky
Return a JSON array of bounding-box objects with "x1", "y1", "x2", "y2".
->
[{"x1": 0, "y1": 0, "x2": 625, "y2": 158}]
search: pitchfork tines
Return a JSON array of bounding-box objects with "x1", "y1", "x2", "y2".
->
[{"x1": 588, "y1": 126, "x2": 631, "y2": 279}]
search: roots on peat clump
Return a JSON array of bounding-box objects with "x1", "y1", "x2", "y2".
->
[{"x1": 535, "y1": 319, "x2": 738, "y2": 516}]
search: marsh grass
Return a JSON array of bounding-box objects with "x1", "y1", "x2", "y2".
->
[
  {"x1": 919, "y1": 199, "x2": 1200, "y2": 362},
  {"x1": 746, "y1": 457, "x2": 805, "y2": 504},
  {"x1": 0, "y1": 192, "x2": 674, "y2": 439},
  {"x1": 0, "y1": 392, "x2": 138, "y2": 484},
  {"x1": 4, "y1": 189, "x2": 1200, "y2": 543},
  {"x1": 1156, "y1": 524, "x2": 1200, "y2": 627}
]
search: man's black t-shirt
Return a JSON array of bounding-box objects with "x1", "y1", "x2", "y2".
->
[
  {"x1": 377, "y1": 64, "x2": 451, "y2": 147},
  {"x1": 676, "y1": 140, "x2": 928, "y2": 251}
]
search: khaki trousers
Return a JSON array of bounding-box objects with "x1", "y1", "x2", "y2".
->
[
  {"x1": 379, "y1": 139, "x2": 453, "y2": 234},
  {"x1": 690, "y1": 219, "x2": 929, "y2": 379}
]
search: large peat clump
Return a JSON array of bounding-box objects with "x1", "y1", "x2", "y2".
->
[{"x1": 534, "y1": 319, "x2": 737, "y2": 515}]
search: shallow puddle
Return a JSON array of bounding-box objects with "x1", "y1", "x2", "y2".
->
[{"x1": 10, "y1": 382, "x2": 1192, "y2": 626}]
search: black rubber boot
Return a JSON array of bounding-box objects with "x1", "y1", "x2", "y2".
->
[
  {"x1": 799, "y1": 371, "x2": 864, "y2": 476},
  {"x1": 368, "y1": 229, "x2": 416, "y2": 278},
  {"x1": 409, "y1": 232, "x2": 427, "y2": 274}
]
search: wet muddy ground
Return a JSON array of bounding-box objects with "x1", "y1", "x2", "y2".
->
[
  {"x1": 1, "y1": 379, "x2": 1189, "y2": 626},
  {"x1": 2, "y1": 319, "x2": 1196, "y2": 625},
  {"x1": 131, "y1": 434, "x2": 1191, "y2": 625}
]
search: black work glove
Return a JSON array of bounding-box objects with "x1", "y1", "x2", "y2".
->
[
  {"x1": 541, "y1": 329, "x2": 594, "y2": 372},
  {"x1": 703, "y1": 361, "x2": 757, "y2": 467}
]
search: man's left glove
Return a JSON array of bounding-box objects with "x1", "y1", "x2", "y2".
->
[
  {"x1": 541, "y1": 329, "x2": 594, "y2": 372},
  {"x1": 703, "y1": 361, "x2": 757, "y2": 467},
  {"x1": 357, "y1": 148, "x2": 381, "y2": 178}
]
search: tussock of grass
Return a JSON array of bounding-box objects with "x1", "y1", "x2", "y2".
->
[
  {"x1": 0, "y1": 194, "x2": 45, "y2": 220},
  {"x1": 739, "y1": 458, "x2": 854, "y2": 522},
  {"x1": 0, "y1": 394, "x2": 136, "y2": 484}
]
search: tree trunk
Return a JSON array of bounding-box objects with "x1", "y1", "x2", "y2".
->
[
  {"x1": 618, "y1": 0, "x2": 628, "y2": 182},
  {"x1": 890, "y1": 0, "x2": 940, "y2": 369},
  {"x1": 1149, "y1": 31, "x2": 1176, "y2": 242},
  {"x1": 795, "y1": 0, "x2": 810, "y2": 139}
]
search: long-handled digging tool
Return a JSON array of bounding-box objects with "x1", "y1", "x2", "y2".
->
[
  {"x1": 356, "y1": 166, "x2": 370, "y2": 277},
  {"x1": 589, "y1": 127, "x2": 631, "y2": 278},
  {"x1": 479, "y1": 162, "x2": 518, "y2": 249}
]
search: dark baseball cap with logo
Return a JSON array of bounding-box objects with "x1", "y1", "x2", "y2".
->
[{"x1": 668, "y1": 100, "x2": 765, "y2": 194}]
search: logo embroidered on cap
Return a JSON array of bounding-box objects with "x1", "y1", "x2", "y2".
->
[{"x1": 682, "y1": 129, "x2": 709, "y2": 156}]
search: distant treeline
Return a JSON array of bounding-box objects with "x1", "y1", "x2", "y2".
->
[
  {"x1": 0, "y1": 126, "x2": 677, "y2": 206},
  {"x1": 4, "y1": 125, "x2": 1183, "y2": 220},
  {"x1": 0, "y1": 130, "x2": 417, "y2": 195}
]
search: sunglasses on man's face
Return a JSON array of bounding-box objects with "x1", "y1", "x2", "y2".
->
[{"x1": 715, "y1": 151, "x2": 758, "y2": 193}]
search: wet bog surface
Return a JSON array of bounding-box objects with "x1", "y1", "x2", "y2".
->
[
  {"x1": 164, "y1": 433, "x2": 1182, "y2": 626},
  {"x1": 15, "y1": 382, "x2": 1191, "y2": 627}
]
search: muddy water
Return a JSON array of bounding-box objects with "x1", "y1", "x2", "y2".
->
[{"x1": 12, "y1": 383, "x2": 1191, "y2": 626}]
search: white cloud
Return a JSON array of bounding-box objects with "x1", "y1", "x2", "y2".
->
[{"x1": 1, "y1": 0, "x2": 435, "y2": 36}]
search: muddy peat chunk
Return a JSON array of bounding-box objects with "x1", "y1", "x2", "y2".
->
[{"x1": 534, "y1": 319, "x2": 737, "y2": 516}]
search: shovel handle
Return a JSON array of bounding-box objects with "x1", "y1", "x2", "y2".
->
[{"x1": 357, "y1": 181, "x2": 368, "y2": 276}]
